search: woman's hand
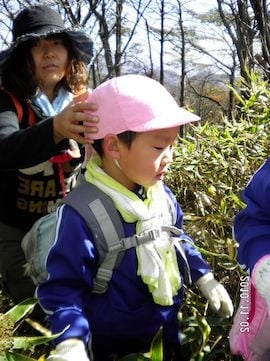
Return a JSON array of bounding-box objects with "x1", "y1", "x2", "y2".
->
[{"x1": 53, "y1": 91, "x2": 98, "y2": 144}]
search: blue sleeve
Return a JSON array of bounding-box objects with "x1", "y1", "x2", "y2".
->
[
  {"x1": 164, "y1": 185, "x2": 211, "y2": 283},
  {"x1": 37, "y1": 204, "x2": 99, "y2": 345},
  {"x1": 234, "y1": 159, "x2": 270, "y2": 272}
]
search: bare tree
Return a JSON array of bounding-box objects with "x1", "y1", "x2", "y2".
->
[
  {"x1": 249, "y1": 0, "x2": 270, "y2": 77},
  {"x1": 176, "y1": 0, "x2": 185, "y2": 107},
  {"x1": 216, "y1": 0, "x2": 256, "y2": 85}
]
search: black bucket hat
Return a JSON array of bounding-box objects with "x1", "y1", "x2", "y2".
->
[{"x1": 0, "y1": 5, "x2": 93, "y2": 73}]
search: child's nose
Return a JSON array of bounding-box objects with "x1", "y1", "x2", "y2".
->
[{"x1": 163, "y1": 148, "x2": 173, "y2": 164}]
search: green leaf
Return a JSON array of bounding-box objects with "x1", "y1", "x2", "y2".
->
[
  {"x1": 0, "y1": 352, "x2": 8, "y2": 361},
  {"x1": 150, "y1": 327, "x2": 163, "y2": 361},
  {"x1": 5, "y1": 298, "x2": 38, "y2": 323},
  {"x1": 197, "y1": 313, "x2": 211, "y2": 353},
  {"x1": 0, "y1": 352, "x2": 36, "y2": 361},
  {"x1": 12, "y1": 332, "x2": 64, "y2": 350},
  {"x1": 118, "y1": 354, "x2": 148, "y2": 361}
]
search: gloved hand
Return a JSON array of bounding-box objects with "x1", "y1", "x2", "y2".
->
[
  {"x1": 196, "y1": 272, "x2": 233, "y2": 318},
  {"x1": 46, "y1": 339, "x2": 90, "y2": 361}
]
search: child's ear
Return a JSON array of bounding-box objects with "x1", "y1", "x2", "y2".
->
[{"x1": 103, "y1": 134, "x2": 120, "y2": 160}]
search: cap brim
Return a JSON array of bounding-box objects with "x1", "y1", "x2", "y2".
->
[{"x1": 130, "y1": 107, "x2": 200, "y2": 132}]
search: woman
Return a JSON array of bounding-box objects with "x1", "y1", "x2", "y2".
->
[{"x1": 0, "y1": 5, "x2": 98, "y2": 303}]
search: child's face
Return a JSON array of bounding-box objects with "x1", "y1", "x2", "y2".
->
[{"x1": 117, "y1": 126, "x2": 179, "y2": 190}]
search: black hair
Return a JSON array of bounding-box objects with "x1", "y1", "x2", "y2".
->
[
  {"x1": 92, "y1": 139, "x2": 104, "y2": 157},
  {"x1": 1, "y1": 33, "x2": 88, "y2": 100},
  {"x1": 92, "y1": 131, "x2": 137, "y2": 157}
]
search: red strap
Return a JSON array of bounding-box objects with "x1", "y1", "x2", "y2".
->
[
  {"x1": 8, "y1": 92, "x2": 24, "y2": 122},
  {"x1": 27, "y1": 102, "x2": 36, "y2": 126},
  {"x1": 57, "y1": 163, "x2": 67, "y2": 197},
  {"x1": 4, "y1": 90, "x2": 36, "y2": 125}
]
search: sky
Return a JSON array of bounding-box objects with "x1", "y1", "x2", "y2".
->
[{"x1": 188, "y1": 0, "x2": 216, "y2": 13}]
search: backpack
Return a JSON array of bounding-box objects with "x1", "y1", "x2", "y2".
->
[{"x1": 22, "y1": 182, "x2": 192, "y2": 294}]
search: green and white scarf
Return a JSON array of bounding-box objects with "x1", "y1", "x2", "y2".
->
[{"x1": 85, "y1": 155, "x2": 181, "y2": 305}]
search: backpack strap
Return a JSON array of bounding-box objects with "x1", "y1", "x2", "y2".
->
[
  {"x1": 116, "y1": 225, "x2": 192, "y2": 288},
  {"x1": 172, "y1": 231, "x2": 192, "y2": 286},
  {"x1": 8, "y1": 92, "x2": 23, "y2": 122},
  {"x1": 61, "y1": 182, "x2": 126, "y2": 293},
  {"x1": 3, "y1": 90, "x2": 36, "y2": 125}
]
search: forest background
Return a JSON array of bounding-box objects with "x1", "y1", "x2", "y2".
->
[{"x1": 0, "y1": 1, "x2": 270, "y2": 360}]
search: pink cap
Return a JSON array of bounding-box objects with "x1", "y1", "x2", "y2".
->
[{"x1": 86, "y1": 74, "x2": 200, "y2": 139}]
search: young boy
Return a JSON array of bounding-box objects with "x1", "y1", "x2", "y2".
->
[{"x1": 38, "y1": 75, "x2": 233, "y2": 361}]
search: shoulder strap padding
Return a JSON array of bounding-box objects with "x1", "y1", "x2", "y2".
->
[
  {"x1": 8, "y1": 92, "x2": 23, "y2": 122},
  {"x1": 3, "y1": 90, "x2": 36, "y2": 125},
  {"x1": 61, "y1": 182, "x2": 126, "y2": 293}
]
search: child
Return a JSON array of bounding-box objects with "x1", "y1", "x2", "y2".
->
[{"x1": 38, "y1": 75, "x2": 233, "y2": 361}]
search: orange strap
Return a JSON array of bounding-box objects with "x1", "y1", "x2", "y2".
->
[
  {"x1": 8, "y1": 92, "x2": 23, "y2": 122},
  {"x1": 5, "y1": 91, "x2": 36, "y2": 126}
]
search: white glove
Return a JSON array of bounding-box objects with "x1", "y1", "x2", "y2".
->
[
  {"x1": 253, "y1": 255, "x2": 270, "y2": 307},
  {"x1": 196, "y1": 272, "x2": 233, "y2": 318},
  {"x1": 46, "y1": 339, "x2": 90, "y2": 361}
]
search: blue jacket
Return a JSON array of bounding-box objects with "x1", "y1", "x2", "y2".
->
[
  {"x1": 37, "y1": 184, "x2": 210, "y2": 358},
  {"x1": 234, "y1": 158, "x2": 270, "y2": 272}
]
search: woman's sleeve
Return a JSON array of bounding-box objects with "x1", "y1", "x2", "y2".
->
[
  {"x1": 37, "y1": 205, "x2": 99, "y2": 345},
  {"x1": 0, "y1": 91, "x2": 69, "y2": 169}
]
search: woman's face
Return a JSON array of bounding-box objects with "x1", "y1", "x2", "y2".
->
[{"x1": 31, "y1": 35, "x2": 69, "y2": 98}]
